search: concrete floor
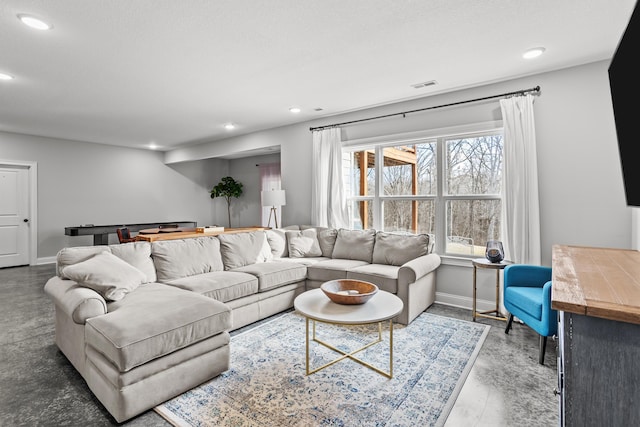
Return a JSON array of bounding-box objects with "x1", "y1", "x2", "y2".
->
[{"x1": 0, "y1": 264, "x2": 558, "y2": 426}]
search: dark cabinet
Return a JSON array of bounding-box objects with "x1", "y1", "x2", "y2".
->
[
  {"x1": 557, "y1": 311, "x2": 640, "y2": 426},
  {"x1": 552, "y1": 245, "x2": 640, "y2": 427}
]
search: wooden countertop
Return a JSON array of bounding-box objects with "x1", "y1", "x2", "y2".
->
[
  {"x1": 135, "y1": 226, "x2": 269, "y2": 242},
  {"x1": 551, "y1": 244, "x2": 640, "y2": 325}
]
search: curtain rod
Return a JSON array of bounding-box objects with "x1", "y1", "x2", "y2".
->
[{"x1": 309, "y1": 85, "x2": 540, "y2": 132}]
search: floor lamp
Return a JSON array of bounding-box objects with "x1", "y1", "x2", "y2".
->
[{"x1": 261, "y1": 189, "x2": 286, "y2": 228}]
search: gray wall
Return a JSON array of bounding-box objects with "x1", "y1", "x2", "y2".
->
[
  {"x1": 169, "y1": 60, "x2": 635, "y2": 262},
  {"x1": 2, "y1": 60, "x2": 636, "y2": 310},
  {"x1": 0, "y1": 132, "x2": 278, "y2": 259},
  {"x1": 227, "y1": 153, "x2": 281, "y2": 227},
  {"x1": 164, "y1": 60, "x2": 637, "y2": 310}
]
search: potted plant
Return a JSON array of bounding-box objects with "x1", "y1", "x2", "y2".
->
[{"x1": 210, "y1": 176, "x2": 243, "y2": 227}]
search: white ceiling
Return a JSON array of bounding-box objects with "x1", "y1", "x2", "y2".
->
[{"x1": 0, "y1": 0, "x2": 637, "y2": 152}]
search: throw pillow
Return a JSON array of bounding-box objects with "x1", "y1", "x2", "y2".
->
[
  {"x1": 331, "y1": 228, "x2": 376, "y2": 262},
  {"x1": 265, "y1": 229, "x2": 289, "y2": 258},
  {"x1": 317, "y1": 228, "x2": 338, "y2": 257},
  {"x1": 286, "y1": 229, "x2": 322, "y2": 258},
  {"x1": 62, "y1": 251, "x2": 147, "y2": 301},
  {"x1": 372, "y1": 231, "x2": 429, "y2": 266},
  {"x1": 57, "y1": 246, "x2": 111, "y2": 278}
]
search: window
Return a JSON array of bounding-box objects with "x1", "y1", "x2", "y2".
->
[{"x1": 344, "y1": 126, "x2": 503, "y2": 257}]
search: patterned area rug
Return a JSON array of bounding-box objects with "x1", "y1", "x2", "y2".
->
[{"x1": 155, "y1": 311, "x2": 490, "y2": 427}]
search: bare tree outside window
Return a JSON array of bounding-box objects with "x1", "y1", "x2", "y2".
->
[
  {"x1": 344, "y1": 129, "x2": 503, "y2": 256},
  {"x1": 446, "y1": 135, "x2": 502, "y2": 255}
]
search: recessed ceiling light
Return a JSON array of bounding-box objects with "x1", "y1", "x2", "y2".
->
[
  {"x1": 18, "y1": 14, "x2": 52, "y2": 30},
  {"x1": 224, "y1": 123, "x2": 236, "y2": 130},
  {"x1": 148, "y1": 143, "x2": 158, "y2": 150},
  {"x1": 0, "y1": 73, "x2": 14, "y2": 80},
  {"x1": 289, "y1": 107, "x2": 301, "y2": 113},
  {"x1": 523, "y1": 47, "x2": 545, "y2": 59},
  {"x1": 410, "y1": 80, "x2": 437, "y2": 89}
]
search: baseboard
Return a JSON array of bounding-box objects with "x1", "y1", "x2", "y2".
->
[
  {"x1": 435, "y1": 291, "x2": 507, "y2": 315},
  {"x1": 36, "y1": 256, "x2": 56, "y2": 265}
]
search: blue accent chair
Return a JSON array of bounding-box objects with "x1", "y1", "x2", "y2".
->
[{"x1": 503, "y1": 264, "x2": 557, "y2": 364}]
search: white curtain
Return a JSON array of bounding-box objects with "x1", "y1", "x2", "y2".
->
[
  {"x1": 259, "y1": 163, "x2": 282, "y2": 227},
  {"x1": 311, "y1": 128, "x2": 349, "y2": 228},
  {"x1": 500, "y1": 94, "x2": 541, "y2": 264}
]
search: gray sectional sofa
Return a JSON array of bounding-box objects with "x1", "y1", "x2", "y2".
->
[{"x1": 44, "y1": 226, "x2": 441, "y2": 422}]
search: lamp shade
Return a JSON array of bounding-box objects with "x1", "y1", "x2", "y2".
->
[{"x1": 261, "y1": 189, "x2": 286, "y2": 207}]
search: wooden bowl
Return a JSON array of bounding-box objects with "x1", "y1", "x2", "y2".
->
[{"x1": 320, "y1": 279, "x2": 379, "y2": 305}]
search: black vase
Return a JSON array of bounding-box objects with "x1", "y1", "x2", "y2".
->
[{"x1": 485, "y1": 240, "x2": 504, "y2": 263}]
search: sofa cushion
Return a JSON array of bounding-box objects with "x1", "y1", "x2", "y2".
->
[
  {"x1": 151, "y1": 237, "x2": 224, "y2": 282},
  {"x1": 504, "y1": 286, "x2": 543, "y2": 320},
  {"x1": 166, "y1": 271, "x2": 258, "y2": 302},
  {"x1": 85, "y1": 331, "x2": 230, "y2": 389},
  {"x1": 218, "y1": 231, "x2": 272, "y2": 270},
  {"x1": 265, "y1": 229, "x2": 289, "y2": 258},
  {"x1": 347, "y1": 264, "x2": 400, "y2": 294},
  {"x1": 286, "y1": 229, "x2": 322, "y2": 258},
  {"x1": 232, "y1": 261, "x2": 307, "y2": 292},
  {"x1": 61, "y1": 251, "x2": 147, "y2": 302},
  {"x1": 331, "y1": 228, "x2": 376, "y2": 262},
  {"x1": 85, "y1": 283, "x2": 231, "y2": 372},
  {"x1": 280, "y1": 225, "x2": 301, "y2": 230},
  {"x1": 274, "y1": 256, "x2": 330, "y2": 266},
  {"x1": 300, "y1": 225, "x2": 327, "y2": 231},
  {"x1": 372, "y1": 231, "x2": 430, "y2": 266},
  {"x1": 110, "y1": 242, "x2": 157, "y2": 282},
  {"x1": 306, "y1": 259, "x2": 370, "y2": 282},
  {"x1": 293, "y1": 226, "x2": 337, "y2": 257}
]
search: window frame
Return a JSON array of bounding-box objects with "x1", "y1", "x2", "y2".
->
[{"x1": 342, "y1": 121, "x2": 503, "y2": 258}]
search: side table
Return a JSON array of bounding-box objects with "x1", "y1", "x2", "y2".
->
[{"x1": 472, "y1": 258, "x2": 511, "y2": 322}]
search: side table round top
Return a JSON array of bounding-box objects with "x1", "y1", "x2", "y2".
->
[
  {"x1": 294, "y1": 288, "x2": 403, "y2": 325},
  {"x1": 472, "y1": 258, "x2": 512, "y2": 269}
]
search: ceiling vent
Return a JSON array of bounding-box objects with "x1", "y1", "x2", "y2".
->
[{"x1": 411, "y1": 80, "x2": 437, "y2": 89}]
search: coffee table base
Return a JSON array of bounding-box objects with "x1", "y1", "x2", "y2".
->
[{"x1": 304, "y1": 317, "x2": 394, "y2": 378}]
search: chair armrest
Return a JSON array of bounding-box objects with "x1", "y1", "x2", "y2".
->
[
  {"x1": 398, "y1": 253, "x2": 442, "y2": 284},
  {"x1": 504, "y1": 264, "x2": 552, "y2": 289},
  {"x1": 541, "y1": 280, "x2": 558, "y2": 335},
  {"x1": 44, "y1": 276, "x2": 107, "y2": 324},
  {"x1": 542, "y1": 280, "x2": 554, "y2": 304}
]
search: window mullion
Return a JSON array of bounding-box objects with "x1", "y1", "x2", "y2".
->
[
  {"x1": 435, "y1": 137, "x2": 447, "y2": 254},
  {"x1": 373, "y1": 146, "x2": 383, "y2": 230}
]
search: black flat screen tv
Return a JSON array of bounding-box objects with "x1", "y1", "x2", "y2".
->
[{"x1": 608, "y1": 1, "x2": 640, "y2": 207}]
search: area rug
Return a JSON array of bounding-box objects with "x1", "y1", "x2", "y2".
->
[{"x1": 155, "y1": 311, "x2": 490, "y2": 427}]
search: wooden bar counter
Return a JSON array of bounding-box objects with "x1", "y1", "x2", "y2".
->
[
  {"x1": 135, "y1": 226, "x2": 269, "y2": 242},
  {"x1": 552, "y1": 244, "x2": 640, "y2": 323},
  {"x1": 552, "y1": 244, "x2": 640, "y2": 426}
]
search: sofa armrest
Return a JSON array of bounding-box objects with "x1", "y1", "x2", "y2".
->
[
  {"x1": 44, "y1": 276, "x2": 107, "y2": 324},
  {"x1": 398, "y1": 253, "x2": 442, "y2": 284},
  {"x1": 395, "y1": 253, "x2": 441, "y2": 325}
]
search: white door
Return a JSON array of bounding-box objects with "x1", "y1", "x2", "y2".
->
[{"x1": 0, "y1": 166, "x2": 30, "y2": 267}]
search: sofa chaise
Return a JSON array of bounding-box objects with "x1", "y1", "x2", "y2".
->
[{"x1": 44, "y1": 226, "x2": 441, "y2": 422}]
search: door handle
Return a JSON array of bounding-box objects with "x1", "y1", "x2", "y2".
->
[{"x1": 23, "y1": 219, "x2": 29, "y2": 223}]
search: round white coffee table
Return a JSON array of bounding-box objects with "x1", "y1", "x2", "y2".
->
[{"x1": 294, "y1": 288, "x2": 403, "y2": 378}]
